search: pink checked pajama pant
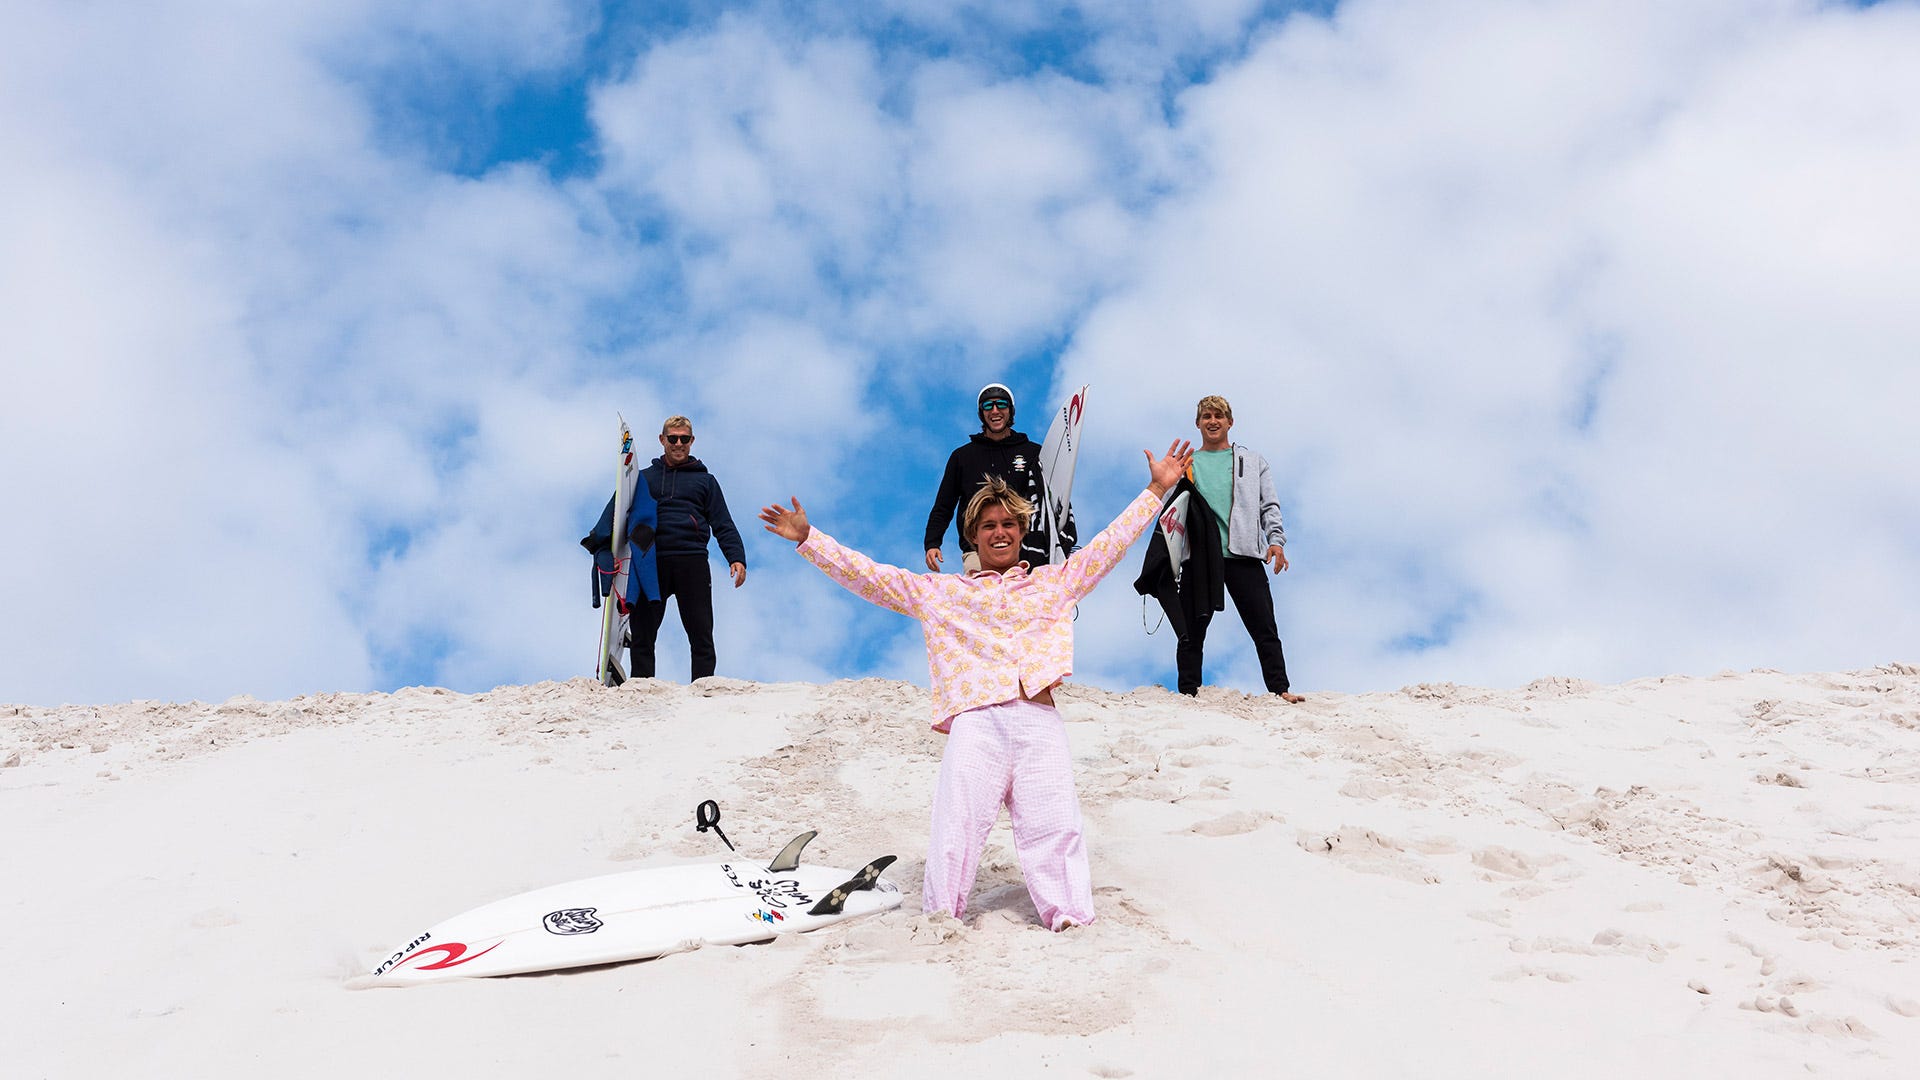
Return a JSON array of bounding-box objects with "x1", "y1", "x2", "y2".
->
[{"x1": 923, "y1": 697, "x2": 1094, "y2": 930}]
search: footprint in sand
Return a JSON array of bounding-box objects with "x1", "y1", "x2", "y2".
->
[
  {"x1": 904, "y1": 912, "x2": 966, "y2": 946},
  {"x1": 1590, "y1": 928, "x2": 1672, "y2": 961},
  {"x1": 1727, "y1": 932, "x2": 1779, "y2": 976},
  {"x1": 1471, "y1": 846, "x2": 1551, "y2": 881},
  {"x1": 1297, "y1": 825, "x2": 1441, "y2": 884},
  {"x1": 1493, "y1": 966, "x2": 1577, "y2": 983},
  {"x1": 1338, "y1": 777, "x2": 1393, "y2": 801},
  {"x1": 1182, "y1": 810, "x2": 1282, "y2": 837}
]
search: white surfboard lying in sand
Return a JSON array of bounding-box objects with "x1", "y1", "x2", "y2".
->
[{"x1": 371, "y1": 833, "x2": 900, "y2": 984}]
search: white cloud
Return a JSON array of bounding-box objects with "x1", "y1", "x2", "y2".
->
[
  {"x1": 590, "y1": 16, "x2": 1176, "y2": 350},
  {"x1": 0, "y1": 152, "x2": 375, "y2": 703},
  {"x1": 889, "y1": 66, "x2": 1161, "y2": 344},
  {"x1": 0, "y1": 0, "x2": 633, "y2": 703},
  {"x1": 3, "y1": 0, "x2": 1914, "y2": 709},
  {"x1": 1063, "y1": 0, "x2": 1920, "y2": 691},
  {"x1": 591, "y1": 20, "x2": 903, "y2": 310},
  {"x1": 343, "y1": 0, "x2": 598, "y2": 71}
]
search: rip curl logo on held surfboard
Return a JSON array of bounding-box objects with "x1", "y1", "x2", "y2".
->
[
  {"x1": 543, "y1": 908, "x2": 603, "y2": 936},
  {"x1": 1159, "y1": 504, "x2": 1186, "y2": 537}
]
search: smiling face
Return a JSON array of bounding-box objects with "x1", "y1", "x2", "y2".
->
[
  {"x1": 659, "y1": 424, "x2": 694, "y2": 465},
  {"x1": 1196, "y1": 406, "x2": 1233, "y2": 450},
  {"x1": 967, "y1": 501, "x2": 1027, "y2": 574},
  {"x1": 979, "y1": 397, "x2": 1012, "y2": 438}
]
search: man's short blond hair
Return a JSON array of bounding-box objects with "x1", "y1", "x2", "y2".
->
[
  {"x1": 1195, "y1": 395, "x2": 1233, "y2": 422},
  {"x1": 660, "y1": 415, "x2": 694, "y2": 435},
  {"x1": 962, "y1": 475, "x2": 1034, "y2": 542}
]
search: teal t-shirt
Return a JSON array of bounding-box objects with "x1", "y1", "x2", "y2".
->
[{"x1": 1191, "y1": 449, "x2": 1234, "y2": 558}]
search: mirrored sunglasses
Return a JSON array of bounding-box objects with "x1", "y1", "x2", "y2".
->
[{"x1": 980, "y1": 400, "x2": 1011, "y2": 411}]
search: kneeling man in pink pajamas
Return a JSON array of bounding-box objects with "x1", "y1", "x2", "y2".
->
[{"x1": 759, "y1": 440, "x2": 1193, "y2": 930}]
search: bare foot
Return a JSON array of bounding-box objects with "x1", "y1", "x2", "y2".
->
[{"x1": 1279, "y1": 692, "x2": 1305, "y2": 704}]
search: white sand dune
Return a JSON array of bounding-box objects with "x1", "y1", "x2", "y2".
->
[{"x1": 5, "y1": 664, "x2": 1918, "y2": 1078}]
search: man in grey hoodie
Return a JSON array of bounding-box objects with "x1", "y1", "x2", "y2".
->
[{"x1": 1179, "y1": 394, "x2": 1303, "y2": 702}]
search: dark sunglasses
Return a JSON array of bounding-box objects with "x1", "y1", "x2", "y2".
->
[
  {"x1": 980, "y1": 400, "x2": 1011, "y2": 411},
  {"x1": 663, "y1": 433, "x2": 693, "y2": 445}
]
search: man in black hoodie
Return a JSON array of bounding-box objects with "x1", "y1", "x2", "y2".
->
[
  {"x1": 634, "y1": 414, "x2": 747, "y2": 681},
  {"x1": 924, "y1": 383, "x2": 1076, "y2": 574}
]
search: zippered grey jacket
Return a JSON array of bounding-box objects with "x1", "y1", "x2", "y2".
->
[{"x1": 1215, "y1": 444, "x2": 1287, "y2": 558}]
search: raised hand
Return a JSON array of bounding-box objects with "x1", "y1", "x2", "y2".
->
[
  {"x1": 1144, "y1": 439, "x2": 1195, "y2": 496},
  {"x1": 758, "y1": 498, "x2": 812, "y2": 543}
]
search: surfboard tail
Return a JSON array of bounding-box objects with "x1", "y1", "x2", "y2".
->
[
  {"x1": 596, "y1": 414, "x2": 638, "y2": 685},
  {"x1": 807, "y1": 855, "x2": 898, "y2": 916}
]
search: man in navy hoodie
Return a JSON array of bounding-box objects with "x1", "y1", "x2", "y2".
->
[
  {"x1": 635, "y1": 414, "x2": 747, "y2": 681},
  {"x1": 923, "y1": 383, "x2": 1076, "y2": 574}
]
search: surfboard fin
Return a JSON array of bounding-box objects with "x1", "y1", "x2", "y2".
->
[
  {"x1": 807, "y1": 855, "x2": 897, "y2": 916},
  {"x1": 766, "y1": 830, "x2": 817, "y2": 872}
]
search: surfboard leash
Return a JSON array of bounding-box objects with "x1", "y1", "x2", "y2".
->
[{"x1": 694, "y1": 799, "x2": 735, "y2": 852}]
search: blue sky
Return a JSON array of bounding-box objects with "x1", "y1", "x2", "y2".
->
[{"x1": 3, "y1": 0, "x2": 1917, "y2": 707}]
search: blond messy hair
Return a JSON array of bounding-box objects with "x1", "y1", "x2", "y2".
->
[
  {"x1": 1195, "y1": 395, "x2": 1233, "y2": 422},
  {"x1": 962, "y1": 475, "x2": 1034, "y2": 542},
  {"x1": 660, "y1": 415, "x2": 694, "y2": 435}
]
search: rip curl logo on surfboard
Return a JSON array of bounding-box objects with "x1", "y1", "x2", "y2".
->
[
  {"x1": 372, "y1": 931, "x2": 433, "y2": 977},
  {"x1": 543, "y1": 908, "x2": 603, "y2": 936},
  {"x1": 379, "y1": 939, "x2": 502, "y2": 975}
]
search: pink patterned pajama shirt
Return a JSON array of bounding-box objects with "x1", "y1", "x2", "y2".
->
[{"x1": 796, "y1": 488, "x2": 1161, "y2": 927}]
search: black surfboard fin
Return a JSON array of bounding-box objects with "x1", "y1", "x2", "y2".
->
[
  {"x1": 807, "y1": 855, "x2": 898, "y2": 916},
  {"x1": 766, "y1": 830, "x2": 818, "y2": 872},
  {"x1": 602, "y1": 647, "x2": 627, "y2": 687}
]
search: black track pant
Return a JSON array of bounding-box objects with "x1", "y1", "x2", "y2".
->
[
  {"x1": 1175, "y1": 556, "x2": 1291, "y2": 696},
  {"x1": 633, "y1": 555, "x2": 716, "y2": 681}
]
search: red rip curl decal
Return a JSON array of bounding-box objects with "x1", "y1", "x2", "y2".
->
[{"x1": 405, "y1": 941, "x2": 502, "y2": 971}]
